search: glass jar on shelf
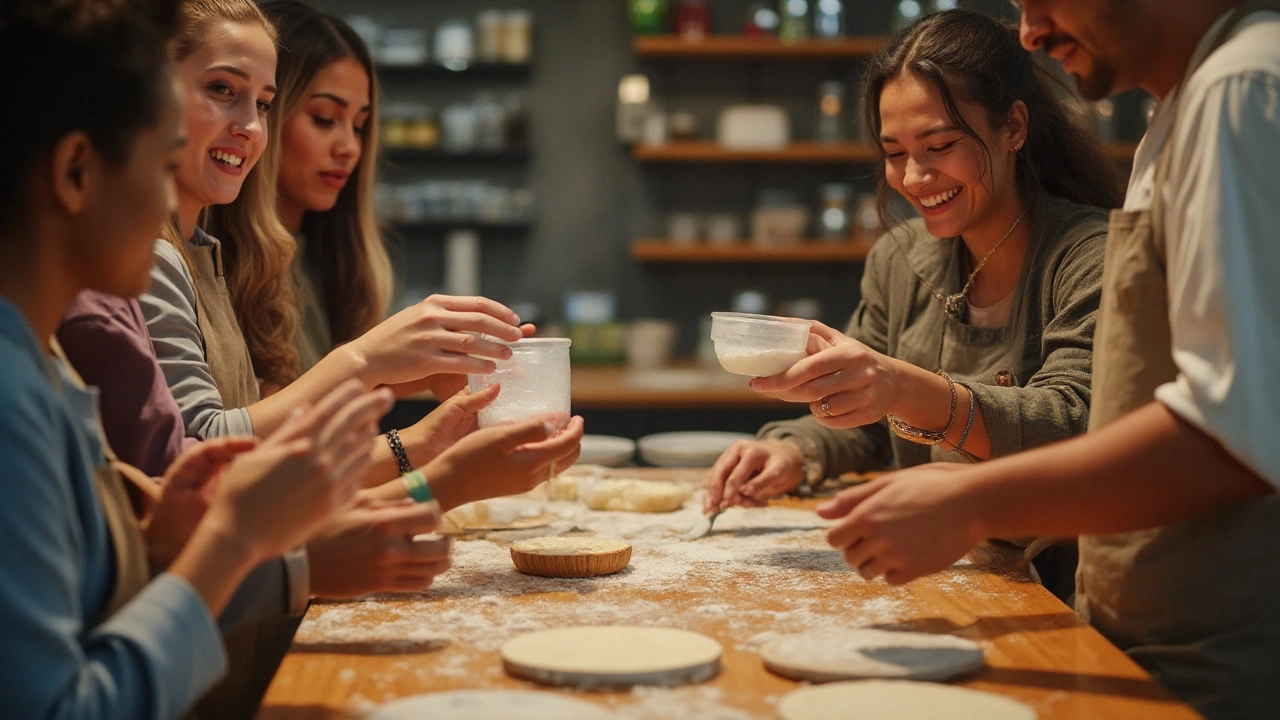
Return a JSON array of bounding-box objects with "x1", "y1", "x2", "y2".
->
[
  {"x1": 404, "y1": 106, "x2": 440, "y2": 149},
  {"x1": 381, "y1": 104, "x2": 409, "y2": 149},
  {"x1": 813, "y1": 0, "x2": 844, "y2": 39},
  {"x1": 779, "y1": 0, "x2": 810, "y2": 44},
  {"x1": 816, "y1": 80, "x2": 846, "y2": 143},
  {"x1": 501, "y1": 11, "x2": 533, "y2": 64},
  {"x1": 819, "y1": 183, "x2": 852, "y2": 242}
]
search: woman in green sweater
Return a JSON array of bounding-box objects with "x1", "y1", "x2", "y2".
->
[{"x1": 707, "y1": 10, "x2": 1125, "y2": 597}]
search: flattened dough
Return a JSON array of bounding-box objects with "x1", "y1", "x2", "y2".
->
[
  {"x1": 511, "y1": 537, "x2": 630, "y2": 555},
  {"x1": 777, "y1": 680, "x2": 1036, "y2": 720},
  {"x1": 501, "y1": 626, "x2": 721, "y2": 689},
  {"x1": 761, "y1": 629, "x2": 984, "y2": 682},
  {"x1": 580, "y1": 479, "x2": 688, "y2": 513},
  {"x1": 369, "y1": 689, "x2": 615, "y2": 720}
]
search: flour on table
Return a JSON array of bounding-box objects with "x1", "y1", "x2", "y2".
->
[{"x1": 368, "y1": 689, "x2": 615, "y2": 720}]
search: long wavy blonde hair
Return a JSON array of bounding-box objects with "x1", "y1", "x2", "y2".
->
[
  {"x1": 163, "y1": 0, "x2": 300, "y2": 389},
  {"x1": 263, "y1": 0, "x2": 394, "y2": 346}
]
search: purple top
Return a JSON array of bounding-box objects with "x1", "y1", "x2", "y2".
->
[{"x1": 57, "y1": 291, "x2": 197, "y2": 477}]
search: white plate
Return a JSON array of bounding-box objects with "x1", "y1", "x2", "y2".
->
[
  {"x1": 578, "y1": 435, "x2": 636, "y2": 467},
  {"x1": 637, "y1": 431, "x2": 754, "y2": 467}
]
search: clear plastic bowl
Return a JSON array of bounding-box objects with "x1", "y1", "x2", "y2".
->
[
  {"x1": 468, "y1": 338, "x2": 571, "y2": 428},
  {"x1": 710, "y1": 312, "x2": 811, "y2": 377}
]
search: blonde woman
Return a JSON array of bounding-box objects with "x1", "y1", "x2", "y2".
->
[{"x1": 141, "y1": 0, "x2": 578, "y2": 487}]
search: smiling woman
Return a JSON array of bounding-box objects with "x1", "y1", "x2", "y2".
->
[{"x1": 706, "y1": 9, "x2": 1126, "y2": 602}]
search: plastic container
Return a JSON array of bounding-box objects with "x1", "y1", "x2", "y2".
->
[
  {"x1": 710, "y1": 312, "x2": 811, "y2": 376},
  {"x1": 468, "y1": 338, "x2": 572, "y2": 428}
]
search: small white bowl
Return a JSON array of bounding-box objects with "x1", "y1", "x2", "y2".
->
[{"x1": 710, "y1": 312, "x2": 811, "y2": 377}]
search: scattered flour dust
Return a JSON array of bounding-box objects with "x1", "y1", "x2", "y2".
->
[{"x1": 295, "y1": 490, "x2": 985, "y2": 719}]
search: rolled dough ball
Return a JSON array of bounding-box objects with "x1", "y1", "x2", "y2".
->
[
  {"x1": 777, "y1": 680, "x2": 1036, "y2": 720},
  {"x1": 761, "y1": 629, "x2": 984, "y2": 682},
  {"x1": 580, "y1": 479, "x2": 688, "y2": 513},
  {"x1": 501, "y1": 626, "x2": 721, "y2": 689},
  {"x1": 369, "y1": 689, "x2": 615, "y2": 720}
]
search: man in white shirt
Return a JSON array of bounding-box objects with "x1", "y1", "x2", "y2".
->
[{"x1": 813, "y1": 2, "x2": 1280, "y2": 718}]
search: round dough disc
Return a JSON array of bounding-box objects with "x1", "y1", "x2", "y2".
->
[
  {"x1": 501, "y1": 626, "x2": 721, "y2": 689},
  {"x1": 778, "y1": 680, "x2": 1036, "y2": 720},
  {"x1": 580, "y1": 479, "x2": 688, "y2": 513},
  {"x1": 510, "y1": 537, "x2": 632, "y2": 577},
  {"x1": 761, "y1": 629, "x2": 983, "y2": 682},
  {"x1": 369, "y1": 689, "x2": 615, "y2": 720}
]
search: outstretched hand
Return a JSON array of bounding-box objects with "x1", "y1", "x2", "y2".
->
[{"x1": 817, "y1": 463, "x2": 978, "y2": 584}]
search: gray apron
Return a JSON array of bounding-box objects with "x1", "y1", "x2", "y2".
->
[
  {"x1": 1077, "y1": 5, "x2": 1280, "y2": 717},
  {"x1": 185, "y1": 235, "x2": 301, "y2": 720}
]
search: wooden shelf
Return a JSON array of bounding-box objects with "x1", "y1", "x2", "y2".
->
[
  {"x1": 632, "y1": 239, "x2": 870, "y2": 263},
  {"x1": 633, "y1": 141, "x2": 879, "y2": 163},
  {"x1": 633, "y1": 140, "x2": 1137, "y2": 164},
  {"x1": 634, "y1": 34, "x2": 883, "y2": 60}
]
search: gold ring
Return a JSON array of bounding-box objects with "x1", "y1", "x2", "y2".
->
[{"x1": 820, "y1": 397, "x2": 833, "y2": 417}]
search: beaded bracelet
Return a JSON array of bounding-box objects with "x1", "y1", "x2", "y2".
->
[
  {"x1": 385, "y1": 429, "x2": 412, "y2": 476},
  {"x1": 402, "y1": 470, "x2": 433, "y2": 503},
  {"x1": 952, "y1": 383, "x2": 978, "y2": 455}
]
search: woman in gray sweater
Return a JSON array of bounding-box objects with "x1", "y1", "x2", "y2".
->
[{"x1": 706, "y1": 11, "x2": 1125, "y2": 596}]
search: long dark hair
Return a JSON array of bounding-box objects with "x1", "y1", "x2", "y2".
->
[
  {"x1": 262, "y1": 0, "x2": 393, "y2": 348},
  {"x1": 863, "y1": 10, "x2": 1125, "y2": 225}
]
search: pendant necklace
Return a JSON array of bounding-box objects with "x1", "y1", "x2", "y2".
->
[{"x1": 924, "y1": 208, "x2": 1027, "y2": 320}]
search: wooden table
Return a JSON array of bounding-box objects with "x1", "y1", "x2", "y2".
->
[{"x1": 257, "y1": 469, "x2": 1200, "y2": 720}]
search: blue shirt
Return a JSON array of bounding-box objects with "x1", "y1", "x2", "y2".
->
[{"x1": 0, "y1": 298, "x2": 226, "y2": 719}]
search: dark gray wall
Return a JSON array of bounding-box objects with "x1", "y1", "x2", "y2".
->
[{"x1": 304, "y1": 0, "x2": 1141, "y2": 355}]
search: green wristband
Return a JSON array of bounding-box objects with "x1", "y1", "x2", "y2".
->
[{"x1": 402, "y1": 470, "x2": 433, "y2": 503}]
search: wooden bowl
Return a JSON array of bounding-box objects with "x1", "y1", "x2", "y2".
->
[{"x1": 510, "y1": 537, "x2": 632, "y2": 578}]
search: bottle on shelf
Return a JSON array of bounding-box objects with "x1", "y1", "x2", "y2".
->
[
  {"x1": 675, "y1": 0, "x2": 710, "y2": 41},
  {"x1": 779, "y1": 0, "x2": 810, "y2": 44},
  {"x1": 813, "y1": 0, "x2": 844, "y2": 39},
  {"x1": 629, "y1": 0, "x2": 670, "y2": 35},
  {"x1": 816, "y1": 80, "x2": 846, "y2": 143},
  {"x1": 744, "y1": 2, "x2": 780, "y2": 38}
]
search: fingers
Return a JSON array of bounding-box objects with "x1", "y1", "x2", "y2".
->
[
  {"x1": 816, "y1": 479, "x2": 886, "y2": 520},
  {"x1": 427, "y1": 294, "x2": 522, "y2": 330},
  {"x1": 453, "y1": 383, "x2": 499, "y2": 413},
  {"x1": 480, "y1": 417, "x2": 555, "y2": 453},
  {"x1": 400, "y1": 534, "x2": 451, "y2": 564},
  {"x1": 706, "y1": 444, "x2": 745, "y2": 512},
  {"x1": 721, "y1": 447, "x2": 765, "y2": 509},
  {"x1": 316, "y1": 386, "x2": 395, "y2": 451},
  {"x1": 167, "y1": 436, "x2": 258, "y2": 488},
  {"x1": 513, "y1": 415, "x2": 584, "y2": 454},
  {"x1": 807, "y1": 320, "x2": 847, "y2": 345},
  {"x1": 518, "y1": 323, "x2": 537, "y2": 338},
  {"x1": 379, "y1": 501, "x2": 444, "y2": 537}
]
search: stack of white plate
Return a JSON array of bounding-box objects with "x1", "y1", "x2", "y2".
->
[
  {"x1": 636, "y1": 431, "x2": 754, "y2": 468},
  {"x1": 577, "y1": 435, "x2": 636, "y2": 467}
]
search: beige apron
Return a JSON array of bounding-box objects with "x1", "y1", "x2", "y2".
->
[
  {"x1": 1078, "y1": 5, "x2": 1280, "y2": 717},
  {"x1": 186, "y1": 236, "x2": 302, "y2": 720},
  {"x1": 45, "y1": 341, "x2": 152, "y2": 627},
  {"x1": 187, "y1": 240, "x2": 260, "y2": 409}
]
